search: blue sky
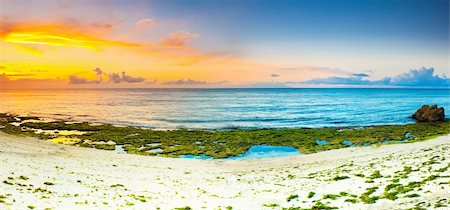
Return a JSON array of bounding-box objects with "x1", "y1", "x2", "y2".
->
[{"x1": 141, "y1": 0, "x2": 449, "y2": 83}]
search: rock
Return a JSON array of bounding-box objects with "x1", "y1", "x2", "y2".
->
[{"x1": 412, "y1": 105, "x2": 445, "y2": 122}]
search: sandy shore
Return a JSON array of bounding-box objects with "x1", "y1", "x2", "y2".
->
[{"x1": 0, "y1": 132, "x2": 449, "y2": 209}]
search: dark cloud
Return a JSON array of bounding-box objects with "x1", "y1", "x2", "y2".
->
[
  {"x1": 270, "y1": 73, "x2": 280, "y2": 77},
  {"x1": 108, "y1": 72, "x2": 122, "y2": 83},
  {"x1": 68, "y1": 75, "x2": 101, "y2": 84},
  {"x1": 93, "y1": 67, "x2": 103, "y2": 75},
  {"x1": 352, "y1": 73, "x2": 369, "y2": 77},
  {"x1": 121, "y1": 72, "x2": 145, "y2": 83},
  {"x1": 68, "y1": 68, "x2": 145, "y2": 84},
  {"x1": 162, "y1": 79, "x2": 227, "y2": 85},
  {"x1": 301, "y1": 67, "x2": 449, "y2": 87},
  {"x1": 302, "y1": 76, "x2": 390, "y2": 86}
]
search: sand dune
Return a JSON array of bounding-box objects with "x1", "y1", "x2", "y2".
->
[{"x1": 0, "y1": 132, "x2": 449, "y2": 209}]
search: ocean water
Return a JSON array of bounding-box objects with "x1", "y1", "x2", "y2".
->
[{"x1": 0, "y1": 88, "x2": 449, "y2": 130}]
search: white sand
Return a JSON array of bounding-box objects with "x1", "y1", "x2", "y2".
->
[{"x1": 0, "y1": 132, "x2": 449, "y2": 210}]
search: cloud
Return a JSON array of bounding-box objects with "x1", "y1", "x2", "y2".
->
[
  {"x1": 69, "y1": 67, "x2": 104, "y2": 84},
  {"x1": 68, "y1": 68, "x2": 145, "y2": 84},
  {"x1": 302, "y1": 75, "x2": 390, "y2": 86},
  {"x1": 93, "y1": 67, "x2": 103, "y2": 75},
  {"x1": 107, "y1": 72, "x2": 122, "y2": 83},
  {"x1": 389, "y1": 67, "x2": 449, "y2": 86},
  {"x1": 161, "y1": 79, "x2": 227, "y2": 85},
  {"x1": 68, "y1": 75, "x2": 101, "y2": 84},
  {"x1": 352, "y1": 73, "x2": 369, "y2": 77},
  {"x1": 270, "y1": 73, "x2": 280, "y2": 77},
  {"x1": 0, "y1": 73, "x2": 34, "y2": 77},
  {"x1": 160, "y1": 31, "x2": 199, "y2": 47},
  {"x1": 0, "y1": 73, "x2": 36, "y2": 82},
  {"x1": 119, "y1": 72, "x2": 145, "y2": 83},
  {"x1": 134, "y1": 18, "x2": 154, "y2": 33},
  {"x1": 237, "y1": 82, "x2": 291, "y2": 88},
  {"x1": 301, "y1": 67, "x2": 449, "y2": 87}
]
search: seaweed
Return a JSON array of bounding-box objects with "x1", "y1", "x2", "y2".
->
[{"x1": 1, "y1": 113, "x2": 449, "y2": 159}]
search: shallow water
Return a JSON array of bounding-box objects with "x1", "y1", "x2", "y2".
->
[
  {"x1": 225, "y1": 145, "x2": 300, "y2": 160},
  {"x1": 1, "y1": 88, "x2": 449, "y2": 129},
  {"x1": 179, "y1": 145, "x2": 300, "y2": 160}
]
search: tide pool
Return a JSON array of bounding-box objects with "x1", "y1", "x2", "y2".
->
[{"x1": 180, "y1": 145, "x2": 300, "y2": 160}]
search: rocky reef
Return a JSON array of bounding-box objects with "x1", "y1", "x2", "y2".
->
[{"x1": 412, "y1": 105, "x2": 445, "y2": 122}]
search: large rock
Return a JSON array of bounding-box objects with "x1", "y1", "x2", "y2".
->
[{"x1": 412, "y1": 105, "x2": 445, "y2": 122}]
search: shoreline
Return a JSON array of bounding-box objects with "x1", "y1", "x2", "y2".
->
[
  {"x1": 1, "y1": 132, "x2": 449, "y2": 209},
  {"x1": 1, "y1": 113, "x2": 449, "y2": 159}
]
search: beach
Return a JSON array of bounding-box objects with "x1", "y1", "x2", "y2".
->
[{"x1": 0, "y1": 132, "x2": 448, "y2": 209}]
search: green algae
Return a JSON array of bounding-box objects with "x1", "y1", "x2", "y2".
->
[{"x1": 1, "y1": 113, "x2": 449, "y2": 159}]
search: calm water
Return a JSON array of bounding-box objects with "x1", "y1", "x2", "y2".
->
[{"x1": 0, "y1": 88, "x2": 449, "y2": 130}]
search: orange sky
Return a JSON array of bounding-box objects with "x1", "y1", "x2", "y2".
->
[{"x1": 0, "y1": 18, "x2": 344, "y2": 89}]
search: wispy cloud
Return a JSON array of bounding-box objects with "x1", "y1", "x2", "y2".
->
[
  {"x1": 160, "y1": 31, "x2": 199, "y2": 47},
  {"x1": 133, "y1": 18, "x2": 155, "y2": 33},
  {"x1": 277, "y1": 66, "x2": 353, "y2": 76},
  {"x1": 0, "y1": 20, "x2": 138, "y2": 52}
]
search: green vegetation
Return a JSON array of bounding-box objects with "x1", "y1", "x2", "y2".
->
[
  {"x1": 369, "y1": 171, "x2": 383, "y2": 179},
  {"x1": 344, "y1": 198, "x2": 358, "y2": 203},
  {"x1": 129, "y1": 194, "x2": 146, "y2": 202},
  {"x1": 110, "y1": 184, "x2": 124, "y2": 188},
  {"x1": 323, "y1": 194, "x2": 340, "y2": 200},
  {"x1": 174, "y1": 207, "x2": 192, "y2": 210},
  {"x1": 262, "y1": 203, "x2": 279, "y2": 208},
  {"x1": 43, "y1": 182, "x2": 54, "y2": 186},
  {"x1": 332, "y1": 175, "x2": 349, "y2": 181},
  {"x1": 286, "y1": 194, "x2": 299, "y2": 202},
  {"x1": 360, "y1": 187, "x2": 380, "y2": 204},
  {"x1": 310, "y1": 201, "x2": 338, "y2": 209},
  {"x1": 3, "y1": 180, "x2": 13, "y2": 185},
  {"x1": 1, "y1": 113, "x2": 449, "y2": 159},
  {"x1": 307, "y1": 191, "x2": 315, "y2": 199},
  {"x1": 404, "y1": 193, "x2": 420, "y2": 198}
]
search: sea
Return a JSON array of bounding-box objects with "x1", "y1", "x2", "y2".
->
[{"x1": 1, "y1": 88, "x2": 449, "y2": 130}]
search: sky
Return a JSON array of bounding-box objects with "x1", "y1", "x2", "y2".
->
[{"x1": 0, "y1": 0, "x2": 449, "y2": 89}]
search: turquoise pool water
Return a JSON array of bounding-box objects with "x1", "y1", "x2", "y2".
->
[{"x1": 180, "y1": 145, "x2": 300, "y2": 160}]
